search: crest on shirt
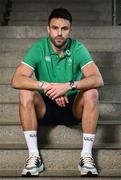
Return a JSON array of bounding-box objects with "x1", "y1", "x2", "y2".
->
[
  {"x1": 68, "y1": 57, "x2": 72, "y2": 66},
  {"x1": 45, "y1": 56, "x2": 51, "y2": 62}
]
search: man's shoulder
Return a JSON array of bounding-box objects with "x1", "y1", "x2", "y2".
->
[
  {"x1": 70, "y1": 38, "x2": 84, "y2": 51},
  {"x1": 31, "y1": 36, "x2": 48, "y2": 49}
]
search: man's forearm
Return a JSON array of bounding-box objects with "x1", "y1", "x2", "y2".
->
[
  {"x1": 76, "y1": 75, "x2": 104, "y2": 91},
  {"x1": 11, "y1": 75, "x2": 44, "y2": 90}
]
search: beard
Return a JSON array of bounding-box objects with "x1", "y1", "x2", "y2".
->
[{"x1": 50, "y1": 35, "x2": 68, "y2": 49}]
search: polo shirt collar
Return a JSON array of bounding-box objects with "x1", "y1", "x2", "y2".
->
[{"x1": 47, "y1": 36, "x2": 71, "y2": 57}]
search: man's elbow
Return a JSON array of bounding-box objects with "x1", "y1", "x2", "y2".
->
[
  {"x1": 98, "y1": 76, "x2": 104, "y2": 87},
  {"x1": 11, "y1": 76, "x2": 18, "y2": 89}
]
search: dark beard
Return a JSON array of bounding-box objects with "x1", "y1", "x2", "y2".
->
[{"x1": 50, "y1": 37, "x2": 68, "y2": 49}]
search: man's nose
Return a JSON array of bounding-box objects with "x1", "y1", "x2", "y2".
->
[{"x1": 58, "y1": 28, "x2": 62, "y2": 35}]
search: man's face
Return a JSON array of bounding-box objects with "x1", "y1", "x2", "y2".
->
[{"x1": 47, "y1": 18, "x2": 71, "y2": 49}]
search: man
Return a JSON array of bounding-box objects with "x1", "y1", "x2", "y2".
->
[{"x1": 11, "y1": 8, "x2": 104, "y2": 177}]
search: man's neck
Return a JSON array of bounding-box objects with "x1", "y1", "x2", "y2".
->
[{"x1": 51, "y1": 42, "x2": 67, "y2": 57}]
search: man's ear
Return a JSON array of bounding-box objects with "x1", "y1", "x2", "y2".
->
[
  {"x1": 70, "y1": 26, "x2": 72, "y2": 35},
  {"x1": 47, "y1": 26, "x2": 50, "y2": 34}
]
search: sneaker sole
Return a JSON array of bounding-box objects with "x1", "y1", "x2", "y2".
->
[
  {"x1": 21, "y1": 163, "x2": 45, "y2": 177},
  {"x1": 22, "y1": 172, "x2": 39, "y2": 177},
  {"x1": 78, "y1": 165, "x2": 98, "y2": 177}
]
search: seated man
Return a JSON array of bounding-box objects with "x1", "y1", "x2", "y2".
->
[{"x1": 11, "y1": 8, "x2": 104, "y2": 177}]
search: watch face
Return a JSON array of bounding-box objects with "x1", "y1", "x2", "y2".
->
[{"x1": 70, "y1": 81, "x2": 77, "y2": 89}]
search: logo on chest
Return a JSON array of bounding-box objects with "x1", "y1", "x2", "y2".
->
[
  {"x1": 68, "y1": 57, "x2": 72, "y2": 66},
  {"x1": 45, "y1": 56, "x2": 51, "y2": 62}
]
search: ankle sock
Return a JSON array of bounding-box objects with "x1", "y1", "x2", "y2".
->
[
  {"x1": 81, "y1": 133, "x2": 95, "y2": 156},
  {"x1": 24, "y1": 130, "x2": 39, "y2": 157}
]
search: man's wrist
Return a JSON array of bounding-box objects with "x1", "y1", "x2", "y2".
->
[
  {"x1": 66, "y1": 82, "x2": 72, "y2": 91},
  {"x1": 38, "y1": 81, "x2": 45, "y2": 89}
]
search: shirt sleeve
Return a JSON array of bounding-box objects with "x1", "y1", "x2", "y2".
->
[
  {"x1": 21, "y1": 43, "x2": 41, "y2": 70},
  {"x1": 74, "y1": 42, "x2": 93, "y2": 70}
]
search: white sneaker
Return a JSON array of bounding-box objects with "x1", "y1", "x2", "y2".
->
[
  {"x1": 78, "y1": 153, "x2": 98, "y2": 176},
  {"x1": 22, "y1": 154, "x2": 45, "y2": 177}
]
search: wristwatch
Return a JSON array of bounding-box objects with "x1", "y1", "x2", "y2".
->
[{"x1": 69, "y1": 81, "x2": 77, "y2": 90}]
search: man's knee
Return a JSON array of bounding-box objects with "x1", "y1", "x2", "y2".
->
[
  {"x1": 19, "y1": 90, "x2": 35, "y2": 108},
  {"x1": 83, "y1": 89, "x2": 99, "y2": 105}
]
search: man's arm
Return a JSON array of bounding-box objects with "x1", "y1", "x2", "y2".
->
[
  {"x1": 11, "y1": 63, "x2": 68, "y2": 107},
  {"x1": 45, "y1": 62, "x2": 104, "y2": 99},
  {"x1": 11, "y1": 63, "x2": 48, "y2": 90},
  {"x1": 76, "y1": 62, "x2": 104, "y2": 90}
]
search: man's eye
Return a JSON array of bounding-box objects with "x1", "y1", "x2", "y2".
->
[
  {"x1": 62, "y1": 27, "x2": 69, "y2": 31},
  {"x1": 52, "y1": 26, "x2": 58, "y2": 30}
]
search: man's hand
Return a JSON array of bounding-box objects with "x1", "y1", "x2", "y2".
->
[
  {"x1": 55, "y1": 96, "x2": 69, "y2": 107},
  {"x1": 44, "y1": 82, "x2": 71, "y2": 100},
  {"x1": 41, "y1": 81, "x2": 51, "y2": 91}
]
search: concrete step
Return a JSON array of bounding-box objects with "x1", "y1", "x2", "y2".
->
[
  {"x1": 11, "y1": 2, "x2": 111, "y2": 12},
  {"x1": 8, "y1": 20, "x2": 112, "y2": 26},
  {"x1": 99, "y1": 85, "x2": 121, "y2": 103},
  {"x1": 0, "y1": 26, "x2": 121, "y2": 39},
  {"x1": 0, "y1": 169, "x2": 121, "y2": 178},
  {"x1": 11, "y1": 0, "x2": 110, "y2": 4},
  {"x1": 0, "y1": 85, "x2": 121, "y2": 103},
  {"x1": 9, "y1": 11, "x2": 111, "y2": 22},
  {"x1": 1, "y1": 143, "x2": 121, "y2": 151},
  {"x1": 100, "y1": 67, "x2": 121, "y2": 84},
  {"x1": 11, "y1": 0, "x2": 111, "y2": 4},
  {"x1": 11, "y1": 0, "x2": 111, "y2": 8},
  {"x1": 0, "y1": 67, "x2": 121, "y2": 85},
  {"x1": 2, "y1": 177, "x2": 120, "y2": 180},
  {"x1": 0, "y1": 38, "x2": 120, "y2": 52},
  {"x1": 2, "y1": 177, "x2": 119, "y2": 180},
  {"x1": 0, "y1": 125, "x2": 121, "y2": 147},
  {"x1": 1, "y1": 103, "x2": 121, "y2": 125},
  {"x1": 0, "y1": 51, "x2": 121, "y2": 68},
  {"x1": 0, "y1": 149, "x2": 121, "y2": 177}
]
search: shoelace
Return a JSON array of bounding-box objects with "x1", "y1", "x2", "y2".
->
[
  {"x1": 81, "y1": 156, "x2": 95, "y2": 167},
  {"x1": 26, "y1": 155, "x2": 39, "y2": 167}
]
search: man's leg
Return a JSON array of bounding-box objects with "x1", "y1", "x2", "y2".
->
[
  {"x1": 19, "y1": 90, "x2": 46, "y2": 176},
  {"x1": 73, "y1": 89, "x2": 99, "y2": 176}
]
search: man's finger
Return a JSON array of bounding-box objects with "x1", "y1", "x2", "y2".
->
[{"x1": 64, "y1": 96, "x2": 69, "y2": 104}]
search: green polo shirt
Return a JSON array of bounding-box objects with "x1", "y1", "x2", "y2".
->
[{"x1": 22, "y1": 36, "x2": 93, "y2": 96}]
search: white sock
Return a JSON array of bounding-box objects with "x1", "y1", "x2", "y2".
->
[
  {"x1": 24, "y1": 131, "x2": 39, "y2": 157},
  {"x1": 81, "y1": 133, "x2": 95, "y2": 156}
]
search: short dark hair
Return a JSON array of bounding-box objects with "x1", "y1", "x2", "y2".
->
[{"x1": 48, "y1": 8, "x2": 72, "y2": 25}]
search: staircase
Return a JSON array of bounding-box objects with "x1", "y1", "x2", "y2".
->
[
  {"x1": 0, "y1": 0, "x2": 121, "y2": 179},
  {"x1": 8, "y1": 0, "x2": 112, "y2": 26}
]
